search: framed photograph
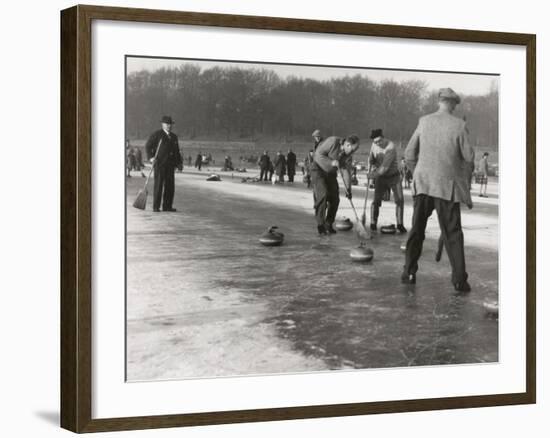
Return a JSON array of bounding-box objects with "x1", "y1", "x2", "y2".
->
[{"x1": 60, "y1": 4, "x2": 536, "y2": 433}]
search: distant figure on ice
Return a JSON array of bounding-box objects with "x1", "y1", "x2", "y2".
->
[
  {"x1": 400, "y1": 157, "x2": 412, "y2": 188},
  {"x1": 286, "y1": 149, "x2": 297, "y2": 183},
  {"x1": 223, "y1": 155, "x2": 234, "y2": 171},
  {"x1": 367, "y1": 129, "x2": 407, "y2": 234},
  {"x1": 274, "y1": 151, "x2": 286, "y2": 183},
  {"x1": 268, "y1": 160, "x2": 275, "y2": 182},
  {"x1": 402, "y1": 88, "x2": 475, "y2": 292},
  {"x1": 133, "y1": 145, "x2": 146, "y2": 177},
  {"x1": 126, "y1": 139, "x2": 136, "y2": 177},
  {"x1": 478, "y1": 152, "x2": 490, "y2": 197},
  {"x1": 145, "y1": 115, "x2": 183, "y2": 212},
  {"x1": 195, "y1": 152, "x2": 203, "y2": 171},
  {"x1": 311, "y1": 135, "x2": 361, "y2": 235},
  {"x1": 258, "y1": 150, "x2": 271, "y2": 181}
]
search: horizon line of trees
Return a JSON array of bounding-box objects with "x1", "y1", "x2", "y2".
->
[{"x1": 126, "y1": 64, "x2": 498, "y2": 148}]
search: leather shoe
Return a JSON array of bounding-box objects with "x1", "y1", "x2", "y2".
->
[
  {"x1": 163, "y1": 207, "x2": 177, "y2": 212},
  {"x1": 325, "y1": 224, "x2": 337, "y2": 234},
  {"x1": 317, "y1": 225, "x2": 328, "y2": 236},
  {"x1": 397, "y1": 224, "x2": 407, "y2": 234},
  {"x1": 153, "y1": 208, "x2": 160, "y2": 212},
  {"x1": 370, "y1": 223, "x2": 377, "y2": 232},
  {"x1": 454, "y1": 280, "x2": 471, "y2": 292}
]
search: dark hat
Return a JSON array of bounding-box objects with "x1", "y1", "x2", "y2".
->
[
  {"x1": 312, "y1": 129, "x2": 322, "y2": 137},
  {"x1": 160, "y1": 115, "x2": 174, "y2": 124},
  {"x1": 370, "y1": 129, "x2": 383, "y2": 140},
  {"x1": 438, "y1": 88, "x2": 461, "y2": 103}
]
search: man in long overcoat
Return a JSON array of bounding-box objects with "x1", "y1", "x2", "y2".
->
[
  {"x1": 195, "y1": 152, "x2": 203, "y2": 171},
  {"x1": 274, "y1": 151, "x2": 286, "y2": 183},
  {"x1": 402, "y1": 88, "x2": 475, "y2": 292},
  {"x1": 286, "y1": 149, "x2": 297, "y2": 183},
  {"x1": 145, "y1": 116, "x2": 183, "y2": 212},
  {"x1": 258, "y1": 151, "x2": 271, "y2": 181}
]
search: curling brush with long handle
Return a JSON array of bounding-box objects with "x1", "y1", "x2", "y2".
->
[
  {"x1": 339, "y1": 168, "x2": 371, "y2": 242},
  {"x1": 132, "y1": 138, "x2": 162, "y2": 210}
]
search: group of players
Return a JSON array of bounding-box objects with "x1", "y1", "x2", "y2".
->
[
  {"x1": 306, "y1": 127, "x2": 408, "y2": 236},
  {"x1": 303, "y1": 87, "x2": 477, "y2": 292},
  {"x1": 141, "y1": 87, "x2": 482, "y2": 293}
]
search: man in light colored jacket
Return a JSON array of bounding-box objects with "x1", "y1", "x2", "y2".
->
[
  {"x1": 366, "y1": 129, "x2": 406, "y2": 233},
  {"x1": 402, "y1": 88, "x2": 475, "y2": 292}
]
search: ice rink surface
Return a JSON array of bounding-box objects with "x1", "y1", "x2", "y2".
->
[{"x1": 126, "y1": 168, "x2": 498, "y2": 381}]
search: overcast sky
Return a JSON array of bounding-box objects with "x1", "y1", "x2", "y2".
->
[{"x1": 127, "y1": 57, "x2": 498, "y2": 96}]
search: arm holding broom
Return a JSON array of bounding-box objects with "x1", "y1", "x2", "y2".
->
[
  {"x1": 311, "y1": 135, "x2": 361, "y2": 237},
  {"x1": 336, "y1": 136, "x2": 371, "y2": 241},
  {"x1": 145, "y1": 131, "x2": 160, "y2": 164},
  {"x1": 339, "y1": 155, "x2": 354, "y2": 200},
  {"x1": 133, "y1": 136, "x2": 163, "y2": 210}
]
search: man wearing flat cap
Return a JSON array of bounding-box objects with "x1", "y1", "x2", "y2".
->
[
  {"x1": 402, "y1": 88, "x2": 475, "y2": 292},
  {"x1": 312, "y1": 129, "x2": 324, "y2": 151},
  {"x1": 367, "y1": 129, "x2": 407, "y2": 234},
  {"x1": 145, "y1": 115, "x2": 183, "y2": 212}
]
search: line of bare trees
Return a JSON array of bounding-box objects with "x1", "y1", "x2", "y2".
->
[{"x1": 126, "y1": 64, "x2": 498, "y2": 148}]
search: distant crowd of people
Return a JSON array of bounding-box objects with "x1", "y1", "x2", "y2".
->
[
  {"x1": 257, "y1": 149, "x2": 298, "y2": 183},
  {"x1": 126, "y1": 140, "x2": 146, "y2": 178}
]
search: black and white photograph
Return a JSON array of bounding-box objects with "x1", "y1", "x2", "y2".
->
[
  {"x1": 2, "y1": 0, "x2": 546, "y2": 435},
  {"x1": 125, "y1": 56, "x2": 500, "y2": 382}
]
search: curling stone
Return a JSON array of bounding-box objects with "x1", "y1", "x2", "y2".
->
[
  {"x1": 206, "y1": 174, "x2": 221, "y2": 181},
  {"x1": 350, "y1": 246, "x2": 374, "y2": 262},
  {"x1": 380, "y1": 224, "x2": 397, "y2": 234},
  {"x1": 483, "y1": 300, "x2": 499, "y2": 316},
  {"x1": 259, "y1": 226, "x2": 284, "y2": 246},
  {"x1": 334, "y1": 217, "x2": 353, "y2": 231}
]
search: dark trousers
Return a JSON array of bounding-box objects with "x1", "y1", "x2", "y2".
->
[
  {"x1": 260, "y1": 167, "x2": 268, "y2": 181},
  {"x1": 311, "y1": 168, "x2": 339, "y2": 226},
  {"x1": 371, "y1": 175, "x2": 405, "y2": 225},
  {"x1": 403, "y1": 194, "x2": 468, "y2": 284},
  {"x1": 373, "y1": 176, "x2": 404, "y2": 206},
  {"x1": 288, "y1": 167, "x2": 295, "y2": 182},
  {"x1": 153, "y1": 165, "x2": 175, "y2": 211}
]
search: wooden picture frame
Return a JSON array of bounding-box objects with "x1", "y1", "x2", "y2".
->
[{"x1": 61, "y1": 4, "x2": 536, "y2": 433}]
